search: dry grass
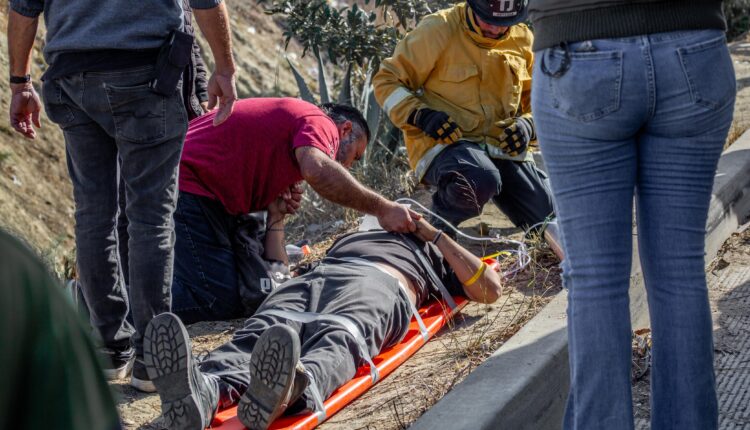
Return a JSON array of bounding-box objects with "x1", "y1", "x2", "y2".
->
[
  {"x1": 726, "y1": 108, "x2": 750, "y2": 149},
  {"x1": 285, "y1": 152, "x2": 416, "y2": 244},
  {"x1": 0, "y1": 150, "x2": 11, "y2": 167}
]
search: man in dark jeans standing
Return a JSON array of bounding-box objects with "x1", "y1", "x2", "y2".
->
[
  {"x1": 116, "y1": 0, "x2": 212, "y2": 292},
  {"x1": 7, "y1": 0, "x2": 238, "y2": 392}
]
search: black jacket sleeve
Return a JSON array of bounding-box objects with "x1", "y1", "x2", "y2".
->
[{"x1": 192, "y1": 42, "x2": 209, "y2": 103}]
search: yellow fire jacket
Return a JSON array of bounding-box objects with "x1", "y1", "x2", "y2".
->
[{"x1": 373, "y1": 3, "x2": 535, "y2": 179}]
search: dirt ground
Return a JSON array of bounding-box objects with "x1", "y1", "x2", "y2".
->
[
  {"x1": 0, "y1": 2, "x2": 319, "y2": 273},
  {"x1": 1, "y1": 6, "x2": 747, "y2": 427},
  {"x1": 114, "y1": 192, "x2": 562, "y2": 429},
  {"x1": 114, "y1": 36, "x2": 750, "y2": 430}
]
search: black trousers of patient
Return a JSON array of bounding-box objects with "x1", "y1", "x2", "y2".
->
[{"x1": 199, "y1": 259, "x2": 413, "y2": 411}]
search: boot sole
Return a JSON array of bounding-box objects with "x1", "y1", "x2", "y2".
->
[
  {"x1": 143, "y1": 313, "x2": 205, "y2": 430},
  {"x1": 238, "y1": 325, "x2": 300, "y2": 430}
]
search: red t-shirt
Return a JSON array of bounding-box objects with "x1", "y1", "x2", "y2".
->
[{"x1": 179, "y1": 98, "x2": 340, "y2": 215}]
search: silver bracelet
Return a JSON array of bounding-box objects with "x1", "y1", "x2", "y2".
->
[{"x1": 432, "y1": 230, "x2": 443, "y2": 245}]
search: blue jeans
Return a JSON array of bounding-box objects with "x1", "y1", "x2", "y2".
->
[
  {"x1": 172, "y1": 192, "x2": 246, "y2": 324},
  {"x1": 42, "y1": 66, "x2": 187, "y2": 357},
  {"x1": 532, "y1": 30, "x2": 735, "y2": 430}
]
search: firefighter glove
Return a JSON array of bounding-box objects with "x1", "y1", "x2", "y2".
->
[
  {"x1": 496, "y1": 114, "x2": 535, "y2": 157},
  {"x1": 408, "y1": 108, "x2": 462, "y2": 144}
]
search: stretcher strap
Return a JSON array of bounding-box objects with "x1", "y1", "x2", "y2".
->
[
  {"x1": 261, "y1": 309, "x2": 380, "y2": 384},
  {"x1": 303, "y1": 368, "x2": 327, "y2": 424},
  {"x1": 399, "y1": 235, "x2": 458, "y2": 310},
  {"x1": 338, "y1": 257, "x2": 429, "y2": 342}
]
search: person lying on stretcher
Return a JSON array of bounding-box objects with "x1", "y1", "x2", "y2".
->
[{"x1": 143, "y1": 211, "x2": 502, "y2": 430}]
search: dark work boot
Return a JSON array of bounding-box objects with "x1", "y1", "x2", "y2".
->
[
  {"x1": 144, "y1": 313, "x2": 219, "y2": 430},
  {"x1": 100, "y1": 347, "x2": 134, "y2": 380},
  {"x1": 238, "y1": 324, "x2": 302, "y2": 430},
  {"x1": 131, "y1": 358, "x2": 156, "y2": 393}
]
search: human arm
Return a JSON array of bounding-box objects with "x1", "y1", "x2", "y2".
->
[
  {"x1": 373, "y1": 16, "x2": 451, "y2": 132},
  {"x1": 192, "y1": 1, "x2": 237, "y2": 126},
  {"x1": 7, "y1": 8, "x2": 42, "y2": 139},
  {"x1": 412, "y1": 218, "x2": 502, "y2": 304},
  {"x1": 520, "y1": 29, "x2": 534, "y2": 116},
  {"x1": 295, "y1": 146, "x2": 420, "y2": 233},
  {"x1": 278, "y1": 182, "x2": 303, "y2": 216},
  {"x1": 263, "y1": 198, "x2": 289, "y2": 266},
  {"x1": 488, "y1": 27, "x2": 536, "y2": 156},
  {"x1": 262, "y1": 182, "x2": 304, "y2": 265}
]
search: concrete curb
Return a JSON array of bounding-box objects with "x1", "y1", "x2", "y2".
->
[{"x1": 411, "y1": 132, "x2": 750, "y2": 430}]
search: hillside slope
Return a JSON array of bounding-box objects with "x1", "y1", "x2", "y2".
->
[{"x1": 0, "y1": 2, "x2": 316, "y2": 266}]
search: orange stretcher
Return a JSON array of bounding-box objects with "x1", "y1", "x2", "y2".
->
[
  {"x1": 208, "y1": 295, "x2": 468, "y2": 430},
  {"x1": 208, "y1": 257, "x2": 499, "y2": 430}
]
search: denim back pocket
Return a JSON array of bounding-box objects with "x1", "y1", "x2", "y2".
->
[
  {"x1": 104, "y1": 83, "x2": 166, "y2": 143},
  {"x1": 41, "y1": 80, "x2": 75, "y2": 126},
  {"x1": 547, "y1": 49, "x2": 623, "y2": 122},
  {"x1": 677, "y1": 35, "x2": 736, "y2": 110}
]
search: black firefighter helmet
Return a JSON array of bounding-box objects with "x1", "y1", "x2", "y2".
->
[{"x1": 467, "y1": 0, "x2": 529, "y2": 26}]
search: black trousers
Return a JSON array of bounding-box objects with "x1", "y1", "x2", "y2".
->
[
  {"x1": 422, "y1": 141, "x2": 555, "y2": 230},
  {"x1": 199, "y1": 260, "x2": 412, "y2": 410}
]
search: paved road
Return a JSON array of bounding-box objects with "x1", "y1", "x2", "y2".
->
[{"x1": 636, "y1": 227, "x2": 750, "y2": 429}]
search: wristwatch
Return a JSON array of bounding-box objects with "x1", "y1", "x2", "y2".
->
[{"x1": 10, "y1": 74, "x2": 31, "y2": 84}]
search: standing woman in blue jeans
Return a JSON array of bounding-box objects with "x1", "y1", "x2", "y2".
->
[{"x1": 528, "y1": 2, "x2": 735, "y2": 429}]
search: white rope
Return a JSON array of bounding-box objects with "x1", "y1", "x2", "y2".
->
[{"x1": 395, "y1": 198, "x2": 532, "y2": 277}]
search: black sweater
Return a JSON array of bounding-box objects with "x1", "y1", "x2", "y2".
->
[{"x1": 528, "y1": 0, "x2": 726, "y2": 50}]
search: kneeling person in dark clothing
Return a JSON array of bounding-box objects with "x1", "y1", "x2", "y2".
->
[
  {"x1": 173, "y1": 98, "x2": 422, "y2": 324},
  {"x1": 144, "y1": 217, "x2": 502, "y2": 430}
]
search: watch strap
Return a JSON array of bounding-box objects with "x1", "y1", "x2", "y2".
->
[{"x1": 10, "y1": 75, "x2": 31, "y2": 84}]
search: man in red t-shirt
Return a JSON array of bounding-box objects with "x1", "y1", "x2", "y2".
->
[{"x1": 172, "y1": 98, "x2": 419, "y2": 324}]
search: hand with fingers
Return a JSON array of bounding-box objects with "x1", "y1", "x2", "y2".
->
[
  {"x1": 278, "y1": 182, "x2": 304, "y2": 216},
  {"x1": 412, "y1": 217, "x2": 441, "y2": 243},
  {"x1": 376, "y1": 201, "x2": 422, "y2": 233},
  {"x1": 9, "y1": 83, "x2": 42, "y2": 139},
  {"x1": 207, "y1": 70, "x2": 237, "y2": 126},
  {"x1": 408, "y1": 107, "x2": 462, "y2": 144},
  {"x1": 494, "y1": 113, "x2": 535, "y2": 157}
]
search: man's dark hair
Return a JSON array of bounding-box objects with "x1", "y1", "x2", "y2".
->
[{"x1": 319, "y1": 103, "x2": 371, "y2": 143}]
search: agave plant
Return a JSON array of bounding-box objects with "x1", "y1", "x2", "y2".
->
[
  {"x1": 283, "y1": 47, "x2": 414, "y2": 239},
  {"x1": 263, "y1": 0, "x2": 462, "y2": 162},
  {"x1": 286, "y1": 46, "x2": 402, "y2": 169},
  {"x1": 724, "y1": 0, "x2": 750, "y2": 40}
]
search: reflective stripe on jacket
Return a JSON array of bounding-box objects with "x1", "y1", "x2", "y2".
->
[{"x1": 374, "y1": 3, "x2": 534, "y2": 179}]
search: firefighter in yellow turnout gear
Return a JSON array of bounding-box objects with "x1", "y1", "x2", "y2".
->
[{"x1": 374, "y1": 0, "x2": 554, "y2": 232}]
